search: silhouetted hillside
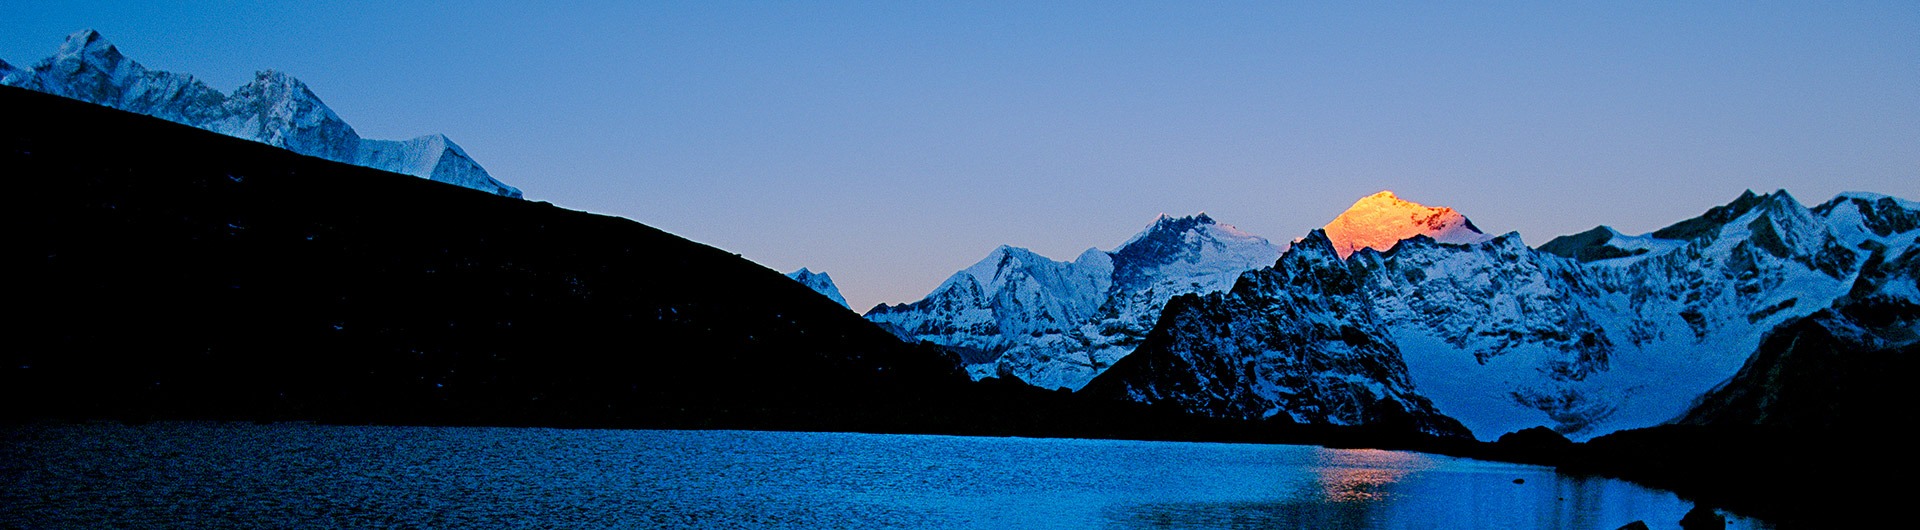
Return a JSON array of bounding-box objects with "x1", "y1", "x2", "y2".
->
[{"x1": 3, "y1": 85, "x2": 974, "y2": 428}]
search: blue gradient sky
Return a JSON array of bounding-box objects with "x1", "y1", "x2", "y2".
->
[{"x1": 6, "y1": 1, "x2": 1915, "y2": 310}]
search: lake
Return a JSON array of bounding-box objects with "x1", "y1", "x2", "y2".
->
[{"x1": 0, "y1": 423, "x2": 1766, "y2": 529}]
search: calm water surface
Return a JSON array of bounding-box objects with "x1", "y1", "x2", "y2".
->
[{"x1": 0, "y1": 423, "x2": 1767, "y2": 529}]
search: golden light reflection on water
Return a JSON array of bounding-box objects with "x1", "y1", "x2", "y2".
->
[{"x1": 1312, "y1": 448, "x2": 1429, "y2": 504}]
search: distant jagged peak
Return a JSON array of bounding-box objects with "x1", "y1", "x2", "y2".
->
[
  {"x1": 36, "y1": 29, "x2": 141, "y2": 87},
  {"x1": 786, "y1": 268, "x2": 849, "y2": 309},
  {"x1": 1322, "y1": 190, "x2": 1491, "y2": 258},
  {"x1": 3, "y1": 29, "x2": 523, "y2": 198},
  {"x1": 226, "y1": 69, "x2": 346, "y2": 121},
  {"x1": 1649, "y1": 189, "x2": 1807, "y2": 242},
  {"x1": 959, "y1": 244, "x2": 1063, "y2": 290}
]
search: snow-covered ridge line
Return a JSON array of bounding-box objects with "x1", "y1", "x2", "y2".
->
[
  {"x1": 1095, "y1": 189, "x2": 1918, "y2": 442},
  {"x1": 870, "y1": 193, "x2": 1508, "y2": 392},
  {"x1": 1, "y1": 29, "x2": 521, "y2": 198}
]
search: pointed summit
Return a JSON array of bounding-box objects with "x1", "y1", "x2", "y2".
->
[
  {"x1": 55, "y1": 29, "x2": 114, "y2": 59},
  {"x1": 1322, "y1": 191, "x2": 1491, "y2": 258},
  {"x1": 786, "y1": 268, "x2": 849, "y2": 309}
]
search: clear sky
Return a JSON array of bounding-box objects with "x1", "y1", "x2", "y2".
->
[{"x1": 6, "y1": 1, "x2": 1916, "y2": 310}]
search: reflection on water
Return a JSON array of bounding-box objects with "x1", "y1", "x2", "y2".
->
[
  {"x1": 0, "y1": 423, "x2": 1769, "y2": 529},
  {"x1": 1315, "y1": 449, "x2": 1423, "y2": 504}
]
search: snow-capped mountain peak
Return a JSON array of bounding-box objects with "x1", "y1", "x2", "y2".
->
[
  {"x1": 212, "y1": 69, "x2": 358, "y2": 162},
  {"x1": 867, "y1": 212, "x2": 1280, "y2": 390},
  {"x1": 1112, "y1": 212, "x2": 1281, "y2": 290},
  {"x1": 1322, "y1": 191, "x2": 1492, "y2": 258},
  {"x1": 786, "y1": 268, "x2": 850, "y2": 309},
  {"x1": 2, "y1": 30, "x2": 522, "y2": 198}
]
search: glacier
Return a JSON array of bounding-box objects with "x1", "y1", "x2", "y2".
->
[{"x1": 1, "y1": 29, "x2": 521, "y2": 198}]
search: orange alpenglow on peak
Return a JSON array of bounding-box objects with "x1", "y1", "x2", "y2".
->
[{"x1": 1321, "y1": 191, "x2": 1493, "y2": 258}]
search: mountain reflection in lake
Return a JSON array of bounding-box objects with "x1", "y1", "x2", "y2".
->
[{"x1": 0, "y1": 423, "x2": 1768, "y2": 529}]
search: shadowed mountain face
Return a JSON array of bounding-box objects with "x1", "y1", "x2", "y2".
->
[
  {"x1": 1678, "y1": 235, "x2": 1920, "y2": 430},
  {"x1": 1, "y1": 85, "x2": 968, "y2": 428},
  {"x1": 1561, "y1": 237, "x2": 1918, "y2": 527}
]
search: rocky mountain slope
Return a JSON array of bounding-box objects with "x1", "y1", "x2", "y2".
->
[
  {"x1": 1565, "y1": 239, "x2": 1916, "y2": 526},
  {"x1": 1676, "y1": 227, "x2": 1918, "y2": 429},
  {"x1": 1, "y1": 29, "x2": 520, "y2": 198}
]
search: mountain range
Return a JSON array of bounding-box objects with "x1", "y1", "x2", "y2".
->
[
  {"x1": 1, "y1": 30, "x2": 521, "y2": 198},
  {"x1": 888, "y1": 187, "x2": 1916, "y2": 441}
]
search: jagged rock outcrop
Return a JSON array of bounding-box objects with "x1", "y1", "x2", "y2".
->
[{"x1": 1082, "y1": 231, "x2": 1472, "y2": 438}]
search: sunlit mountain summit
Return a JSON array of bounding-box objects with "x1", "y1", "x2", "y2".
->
[{"x1": 1322, "y1": 191, "x2": 1492, "y2": 258}]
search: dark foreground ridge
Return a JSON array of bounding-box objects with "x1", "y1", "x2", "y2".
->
[{"x1": 0, "y1": 85, "x2": 1461, "y2": 452}]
